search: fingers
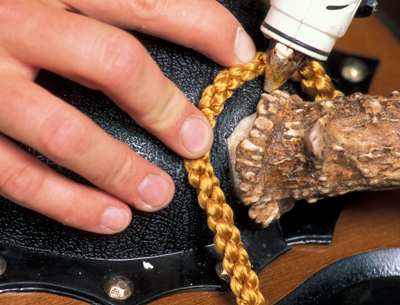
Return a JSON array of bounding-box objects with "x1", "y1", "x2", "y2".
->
[
  {"x1": 61, "y1": 0, "x2": 256, "y2": 67},
  {"x1": 0, "y1": 0, "x2": 248, "y2": 233},
  {"x1": 3, "y1": 0, "x2": 214, "y2": 159},
  {"x1": 0, "y1": 75, "x2": 175, "y2": 214},
  {"x1": 0, "y1": 134, "x2": 132, "y2": 234}
]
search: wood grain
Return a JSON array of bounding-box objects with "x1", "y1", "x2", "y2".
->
[
  {"x1": 0, "y1": 292, "x2": 88, "y2": 305},
  {"x1": 261, "y1": 190, "x2": 400, "y2": 304},
  {"x1": 1, "y1": 14, "x2": 400, "y2": 305}
]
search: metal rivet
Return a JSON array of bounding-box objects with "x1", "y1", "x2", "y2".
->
[
  {"x1": 341, "y1": 57, "x2": 369, "y2": 83},
  {"x1": 0, "y1": 255, "x2": 7, "y2": 276},
  {"x1": 215, "y1": 262, "x2": 231, "y2": 282},
  {"x1": 103, "y1": 276, "x2": 134, "y2": 300}
]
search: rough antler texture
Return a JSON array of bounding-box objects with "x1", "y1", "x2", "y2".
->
[{"x1": 232, "y1": 90, "x2": 400, "y2": 227}]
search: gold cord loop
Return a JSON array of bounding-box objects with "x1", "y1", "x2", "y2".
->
[{"x1": 184, "y1": 52, "x2": 338, "y2": 305}]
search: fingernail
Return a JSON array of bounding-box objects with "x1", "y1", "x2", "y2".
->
[
  {"x1": 101, "y1": 207, "x2": 129, "y2": 232},
  {"x1": 180, "y1": 115, "x2": 213, "y2": 156},
  {"x1": 234, "y1": 27, "x2": 256, "y2": 64},
  {"x1": 138, "y1": 174, "x2": 173, "y2": 209}
]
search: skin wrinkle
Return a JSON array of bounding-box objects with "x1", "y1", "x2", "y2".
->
[
  {"x1": 0, "y1": 156, "x2": 45, "y2": 204},
  {"x1": 38, "y1": 109, "x2": 89, "y2": 163},
  {"x1": 60, "y1": 190, "x2": 90, "y2": 226},
  {"x1": 66, "y1": 0, "x2": 172, "y2": 27},
  {"x1": 130, "y1": 0, "x2": 169, "y2": 20},
  {"x1": 61, "y1": 24, "x2": 134, "y2": 88},
  {"x1": 94, "y1": 33, "x2": 146, "y2": 91},
  {"x1": 97, "y1": 146, "x2": 139, "y2": 194},
  {"x1": 0, "y1": 78, "x2": 52, "y2": 136},
  {"x1": 40, "y1": 0, "x2": 72, "y2": 10},
  {"x1": 140, "y1": 86, "x2": 185, "y2": 134}
]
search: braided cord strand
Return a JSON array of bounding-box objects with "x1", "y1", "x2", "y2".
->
[
  {"x1": 184, "y1": 52, "x2": 267, "y2": 305},
  {"x1": 198, "y1": 52, "x2": 267, "y2": 128},
  {"x1": 291, "y1": 59, "x2": 344, "y2": 100},
  {"x1": 184, "y1": 52, "x2": 338, "y2": 305}
]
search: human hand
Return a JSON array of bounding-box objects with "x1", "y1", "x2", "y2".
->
[{"x1": 0, "y1": 0, "x2": 256, "y2": 234}]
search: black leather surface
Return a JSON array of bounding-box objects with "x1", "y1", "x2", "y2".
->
[{"x1": 1, "y1": 0, "x2": 300, "y2": 259}]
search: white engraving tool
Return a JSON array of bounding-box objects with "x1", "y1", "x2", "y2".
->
[{"x1": 261, "y1": 0, "x2": 378, "y2": 92}]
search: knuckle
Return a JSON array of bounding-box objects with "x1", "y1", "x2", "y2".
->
[
  {"x1": 139, "y1": 83, "x2": 184, "y2": 132},
  {"x1": 100, "y1": 149, "x2": 139, "y2": 191},
  {"x1": 128, "y1": 0, "x2": 167, "y2": 20},
  {"x1": 99, "y1": 34, "x2": 144, "y2": 88},
  {"x1": 60, "y1": 193, "x2": 86, "y2": 226},
  {"x1": 39, "y1": 112, "x2": 87, "y2": 161},
  {"x1": 0, "y1": 161, "x2": 45, "y2": 203}
]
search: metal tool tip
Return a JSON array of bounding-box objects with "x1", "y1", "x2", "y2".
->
[{"x1": 264, "y1": 40, "x2": 306, "y2": 92}]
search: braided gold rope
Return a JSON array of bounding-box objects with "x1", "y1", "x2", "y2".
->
[
  {"x1": 184, "y1": 52, "x2": 338, "y2": 305},
  {"x1": 184, "y1": 52, "x2": 267, "y2": 305},
  {"x1": 291, "y1": 59, "x2": 344, "y2": 100}
]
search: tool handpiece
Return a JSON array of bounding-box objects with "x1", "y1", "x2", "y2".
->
[{"x1": 261, "y1": 0, "x2": 378, "y2": 92}]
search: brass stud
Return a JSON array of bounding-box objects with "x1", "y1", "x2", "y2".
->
[
  {"x1": 103, "y1": 276, "x2": 134, "y2": 300},
  {"x1": 215, "y1": 262, "x2": 231, "y2": 282},
  {"x1": 0, "y1": 255, "x2": 7, "y2": 276}
]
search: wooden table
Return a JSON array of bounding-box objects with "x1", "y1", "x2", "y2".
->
[{"x1": 2, "y1": 14, "x2": 400, "y2": 305}]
